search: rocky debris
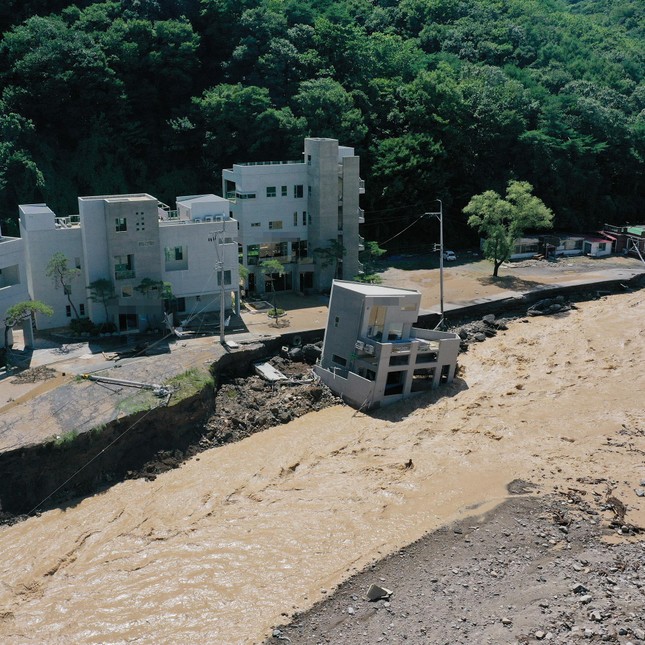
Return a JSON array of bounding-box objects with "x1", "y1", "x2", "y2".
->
[
  {"x1": 206, "y1": 352, "x2": 340, "y2": 447},
  {"x1": 527, "y1": 295, "x2": 573, "y2": 316},
  {"x1": 12, "y1": 365, "x2": 58, "y2": 384},
  {"x1": 366, "y1": 584, "x2": 392, "y2": 601},
  {"x1": 452, "y1": 314, "x2": 512, "y2": 351},
  {"x1": 265, "y1": 494, "x2": 645, "y2": 645}
]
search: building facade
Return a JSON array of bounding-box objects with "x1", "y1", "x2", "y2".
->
[
  {"x1": 0, "y1": 224, "x2": 31, "y2": 347},
  {"x1": 19, "y1": 194, "x2": 239, "y2": 333},
  {"x1": 224, "y1": 138, "x2": 364, "y2": 297},
  {"x1": 314, "y1": 281, "x2": 460, "y2": 410}
]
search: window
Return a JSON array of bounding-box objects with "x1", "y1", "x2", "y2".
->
[
  {"x1": 302, "y1": 211, "x2": 307, "y2": 226},
  {"x1": 332, "y1": 354, "x2": 347, "y2": 367},
  {"x1": 334, "y1": 316, "x2": 340, "y2": 327},
  {"x1": 251, "y1": 222, "x2": 261, "y2": 227},
  {"x1": 308, "y1": 213, "x2": 312, "y2": 225},
  {"x1": 66, "y1": 305, "x2": 71, "y2": 317},
  {"x1": 64, "y1": 285, "x2": 72, "y2": 295},
  {"x1": 269, "y1": 220, "x2": 283, "y2": 230},
  {"x1": 293, "y1": 212, "x2": 298, "y2": 226},
  {"x1": 266, "y1": 186, "x2": 276, "y2": 198},
  {"x1": 308, "y1": 186, "x2": 312, "y2": 197},
  {"x1": 281, "y1": 185, "x2": 287, "y2": 196},
  {"x1": 217, "y1": 270, "x2": 232, "y2": 286},
  {"x1": 307, "y1": 154, "x2": 312, "y2": 165},
  {"x1": 294, "y1": 185, "x2": 304, "y2": 198},
  {"x1": 196, "y1": 295, "x2": 201, "y2": 302},
  {"x1": 247, "y1": 244, "x2": 260, "y2": 265},
  {"x1": 114, "y1": 254, "x2": 135, "y2": 280},
  {"x1": 75, "y1": 257, "x2": 81, "y2": 269},
  {"x1": 122, "y1": 285, "x2": 133, "y2": 298},
  {"x1": 292, "y1": 240, "x2": 308, "y2": 259},
  {"x1": 235, "y1": 192, "x2": 256, "y2": 200},
  {"x1": 115, "y1": 217, "x2": 127, "y2": 232},
  {"x1": 79, "y1": 304, "x2": 85, "y2": 316},
  {"x1": 176, "y1": 297, "x2": 186, "y2": 312},
  {"x1": 164, "y1": 246, "x2": 188, "y2": 271}
]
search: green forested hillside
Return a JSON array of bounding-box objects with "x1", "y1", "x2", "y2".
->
[{"x1": 0, "y1": 0, "x2": 643, "y2": 246}]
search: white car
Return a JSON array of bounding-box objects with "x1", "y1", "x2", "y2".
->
[{"x1": 443, "y1": 250, "x2": 457, "y2": 261}]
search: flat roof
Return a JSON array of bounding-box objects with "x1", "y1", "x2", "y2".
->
[
  {"x1": 78, "y1": 193, "x2": 156, "y2": 202},
  {"x1": 19, "y1": 204, "x2": 54, "y2": 215},
  {"x1": 332, "y1": 280, "x2": 421, "y2": 297}
]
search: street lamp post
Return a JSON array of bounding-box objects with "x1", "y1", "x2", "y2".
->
[{"x1": 424, "y1": 199, "x2": 444, "y2": 329}]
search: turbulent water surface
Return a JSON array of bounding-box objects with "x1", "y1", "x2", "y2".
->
[{"x1": 1, "y1": 291, "x2": 643, "y2": 644}]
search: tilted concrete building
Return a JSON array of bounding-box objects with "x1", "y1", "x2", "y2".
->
[
  {"x1": 224, "y1": 138, "x2": 365, "y2": 296},
  {"x1": 314, "y1": 281, "x2": 460, "y2": 410}
]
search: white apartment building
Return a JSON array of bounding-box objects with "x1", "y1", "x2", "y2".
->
[
  {"x1": 314, "y1": 281, "x2": 460, "y2": 410},
  {"x1": 0, "y1": 224, "x2": 31, "y2": 347},
  {"x1": 19, "y1": 193, "x2": 239, "y2": 333},
  {"x1": 224, "y1": 137, "x2": 365, "y2": 296}
]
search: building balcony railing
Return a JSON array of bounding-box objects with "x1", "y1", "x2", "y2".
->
[
  {"x1": 115, "y1": 270, "x2": 135, "y2": 280},
  {"x1": 236, "y1": 160, "x2": 304, "y2": 167},
  {"x1": 359, "y1": 178, "x2": 365, "y2": 194},
  {"x1": 358, "y1": 236, "x2": 365, "y2": 251},
  {"x1": 358, "y1": 208, "x2": 365, "y2": 224}
]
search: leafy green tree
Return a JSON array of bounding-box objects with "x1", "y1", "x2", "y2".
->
[
  {"x1": 464, "y1": 180, "x2": 554, "y2": 277},
  {"x1": 46, "y1": 252, "x2": 81, "y2": 319},
  {"x1": 260, "y1": 258, "x2": 285, "y2": 318},
  {"x1": 314, "y1": 240, "x2": 346, "y2": 279},
  {"x1": 3, "y1": 300, "x2": 53, "y2": 362},
  {"x1": 88, "y1": 278, "x2": 116, "y2": 322}
]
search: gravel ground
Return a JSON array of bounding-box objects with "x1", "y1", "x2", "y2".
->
[{"x1": 266, "y1": 490, "x2": 645, "y2": 645}]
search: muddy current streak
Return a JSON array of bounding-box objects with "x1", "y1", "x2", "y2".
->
[{"x1": 1, "y1": 291, "x2": 644, "y2": 644}]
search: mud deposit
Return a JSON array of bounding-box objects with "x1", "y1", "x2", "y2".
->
[{"x1": 0, "y1": 290, "x2": 643, "y2": 644}]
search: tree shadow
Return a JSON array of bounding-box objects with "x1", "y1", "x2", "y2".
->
[{"x1": 477, "y1": 275, "x2": 545, "y2": 291}]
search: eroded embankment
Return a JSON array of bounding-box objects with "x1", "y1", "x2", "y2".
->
[{"x1": 0, "y1": 336, "x2": 328, "y2": 518}]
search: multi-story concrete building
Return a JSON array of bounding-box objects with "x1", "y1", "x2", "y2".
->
[
  {"x1": 19, "y1": 193, "x2": 239, "y2": 333},
  {"x1": 314, "y1": 281, "x2": 460, "y2": 410},
  {"x1": 0, "y1": 224, "x2": 31, "y2": 347},
  {"x1": 224, "y1": 137, "x2": 365, "y2": 296}
]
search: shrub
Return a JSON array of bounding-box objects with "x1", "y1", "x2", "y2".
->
[{"x1": 70, "y1": 318, "x2": 98, "y2": 335}]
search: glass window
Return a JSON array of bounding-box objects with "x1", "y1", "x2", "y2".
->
[
  {"x1": 217, "y1": 270, "x2": 232, "y2": 286},
  {"x1": 247, "y1": 244, "x2": 260, "y2": 265},
  {"x1": 293, "y1": 212, "x2": 298, "y2": 226},
  {"x1": 269, "y1": 220, "x2": 283, "y2": 230},
  {"x1": 294, "y1": 185, "x2": 303, "y2": 198},
  {"x1": 65, "y1": 305, "x2": 71, "y2": 317},
  {"x1": 251, "y1": 222, "x2": 261, "y2": 227},
  {"x1": 281, "y1": 185, "x2": 287, "y2": 196},
  {"x1": 114, "y1": 254, "x2": 135, "y2": 280},
  {"x1": 79, "y1": 304, "x2": 85, "y2": 316},
  {"x1": 115, "y1": 217, "x2": 127, "y2": 232},
  {"x1": 266, "y1": 186, "x2": 276, "y2": 198},
  {"x1": 302, "y1": 211, "x2": 307, "y2": 226}
]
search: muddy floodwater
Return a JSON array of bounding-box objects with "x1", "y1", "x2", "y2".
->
[{"x1": 1, "y1": 291, "x2": 643, "y2": 644}]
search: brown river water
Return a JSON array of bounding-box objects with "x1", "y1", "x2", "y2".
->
[{"x1": 1, "y1": 291, "x2": 643, "y2": 644}]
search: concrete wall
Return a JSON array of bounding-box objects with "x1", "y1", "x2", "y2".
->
[{"x1": 20, "y1": 205, "x2": 87, "y2": 330}]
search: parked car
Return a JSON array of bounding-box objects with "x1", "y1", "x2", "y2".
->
[{"x1": 443, "y1": 250, "x2": 457, "y2": 261}]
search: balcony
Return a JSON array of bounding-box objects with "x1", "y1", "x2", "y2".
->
[
  {"x1": 359, "y1": 178, "x2": 365, "y2": 194},
  {"x1": 358, "y1": 236, "x2": 365, "y2": 251},
  {"x1": 358, "y1": 208, "x2": 365, "y2": 224}
]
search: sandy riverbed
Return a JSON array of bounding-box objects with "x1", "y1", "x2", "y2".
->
[{"x1": 0, "y1": 288, "x2": 643, "y2": 644}]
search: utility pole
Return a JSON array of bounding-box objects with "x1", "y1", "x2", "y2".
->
[
  {"x1": 211, "y1": 226, "x2": 226, "y2": 344},
  {"x1": 424, "y1": 199, "x2": 444, "y2": 329}
]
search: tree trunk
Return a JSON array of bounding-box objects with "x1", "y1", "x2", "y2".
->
[{"x1": 493, "y1": 260, "x2": 503, "y2": 277}]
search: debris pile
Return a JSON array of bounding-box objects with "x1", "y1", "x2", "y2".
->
[
  {"x1": 12, "y1": 366, "x2": 58, "y2": 384},
  {"x1": 453, "y1": 313, "x2": 511, "y2": 351},
  {"x1": 527, "y1": 295, "x2": 574, "y2": 316}
]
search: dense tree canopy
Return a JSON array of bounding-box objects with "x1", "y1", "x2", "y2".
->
[{"x1": 0, "y1": 0, "x2": 642, "y2": 249}]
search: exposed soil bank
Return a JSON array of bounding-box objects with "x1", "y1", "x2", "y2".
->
[{"x1": 0, "y1": 335, "x2": 329, "y2": 519}]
